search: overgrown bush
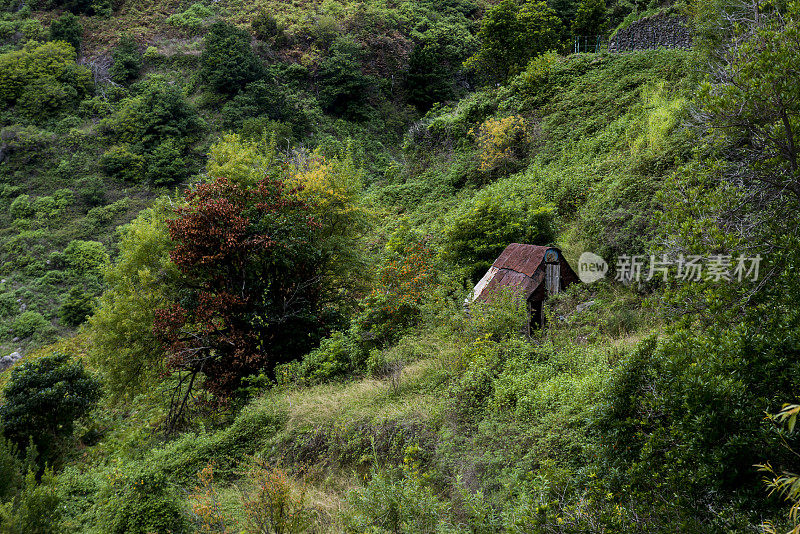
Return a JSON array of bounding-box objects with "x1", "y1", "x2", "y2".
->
[
  {"x1": 200, "y1": 21, "x2": 262, "y2": 95},
  {"x1": 0, "y1": 41, "x2": 91, "y2": 121},
  {"x1": 96, "y1": 466, "x2": 189, "y2": 534},
  {"x1": 0, "y1": 468, "x2": 63, "y2": 533},
  {"x1": 49, "y1": 12, "x2": 81, "y2": 52},
  {"x1": 0, "y1": 351, "x2": 100, "y2": 462},
  {"x1": 63, "y1": 239, "x2": 108, "y2": 275},
  {"x1": 443, "y1": 191, "x2": 555, "y2": 281},
  {"x1": 109, "y1": 34, "x2": 142, "y2": 84},
  {"x1": 167, "y1": 3, "x2": 215, "y2": 35},
  {"x1": 464, "y1": 0, "x2": 564, "y2": 83},
  {"x1": 344, "y1": 463, "x2": 447, "y2": 533},
  {"x1": 58, "y1": 286, "x2": 93, "y2": 327},
  {"x1": 10, "y1": 311, "x2": 48, "y2": 339}
]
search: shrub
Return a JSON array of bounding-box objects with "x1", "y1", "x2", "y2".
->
[
  {"x1": 0, "y1": 436, "x2": 22, "y2": 501},
  {"x1": 200, "y1": 21, "x2": 262, "y2": 95},
  {"x1": 63, "y1": 239, "x2": 108, "y2": 275},
  {"x1": 100, "y1": 144, "x2": 144, "y2": 182},
  {"x1": 75, "y1": 175, "x2": 105, "y2": 206},
  {"x1": 405, "y1": 21, "x2": 477, "y2": 111},
  {"x1": 145, "y1": 139, "x2": 191, "y2": 185},
  {"x1": 58, "y1": 286, "x2": 93, "y2": 327},
  {"x1": 252, "y1": 10, "x2": 281, "y2": 41},
  {"x1": 97, "y1": 466, "x2": 189, "y2": 534},
  {"x1": 109, "y1": 34, "x2": 142, "y2": 84},
  {"x1": 220, "y1": 79, "x2": 307, "y2": 135},
  {"x1": 596, "y1": 327, "x2": 800, "y2": 513},
  {"x1": 472, "y1": 114, "x2": 529, "y2": 174},
  {"x1": 8, "y1": 195, "x2": 34, "y2": 220},
  {"x1": 298, "y1": 330, "x2": 365, "y2": 384},
  {"x1": 316, "y1": 37, "x2": 374, "y2": 117},
  {"x1": 11, "y1": 311, "x2": 48, "y2": 339},
  {"x1": 239, "y1": 459, "x2": 314, "y2": 534},
  {"x1": 189, "y1": 459, "x2": 315, "y2": 533},
  {"x1": 167, "y1": 3, "x2": 215, "y2": 35},
  {"x1": 0, "y1": 41, "x2": 91, "y2": 120},
  {"x1": 344, "y1": 464, "x2": 447, "y2": 533},
  {"x1": 49, "y1": 12, "x2": 81, "y2": 52},
  {"x1": 443, "y1": 191, "x2": 555, "y2": 281},
  {"x1": 0, "y1": 468, "x2": 62, "y2": 533},
  {"x1": 100, "y1": 78, "x2": 205, "y2": 150},
  {"x1": 0, "y1": 352, "x2": 101, "y2": 461}
]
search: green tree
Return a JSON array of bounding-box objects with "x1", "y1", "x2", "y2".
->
[
  {"x1": 0, "y1": 468, "x2": 63, "y2": 534},
  {"x1": 316, "y1": 37, "x2": 374, "y2": 116},
  {"x1": 405, "y1": 21, "x2": 477, "y2": 111},
  {"x1": 87, "y1": 200, "x2": 179, "y2": 400},
  {"x1": 0, "y1": 352, "x2": 100, "y2": 461},
  {"x1": 109, "y1": 34, "x2": 142, "y2": 84},
  {"x1": 99, "y1": 77, "x2": 205, "y2": 151},
  {"x1": 465, "y1": 0, "x2": 564, "y2": 83},
  {"x1": 49, "y1": 12, "x2": 82, "y2": 53},
  {"x1": 200, "y1": 21, "x2": 262, "y2": 95},
  {"x1": 571, "y1": 0, "x2": 607, "y2": 36}
]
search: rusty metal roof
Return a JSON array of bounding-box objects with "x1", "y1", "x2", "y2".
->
[
  {"x1": 492, "y1": 243, "x2": 550, "y2": 277},
  {"x1": 471, "y1": 243, "x2": 579, "y2": 304}
]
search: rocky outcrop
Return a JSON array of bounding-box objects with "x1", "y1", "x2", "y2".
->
[
  {"x1": 609, "y1": 11, "x2": 693, "y2": 52},
  {"x1": 0, "y1": 351, "x2": 21, "y2": 372}
]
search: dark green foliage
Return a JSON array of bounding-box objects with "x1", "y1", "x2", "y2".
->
[
  {"x1": 96, "y1": 468, "x2": 189, "y2": 534},
  {"x1": 597, "y1": 328, "x2": 800, "y2": 511},
  {"x1": 571, "y1": 0, "x2": 608, "y2": 36},
  {"x1": 61, "y1": 0, "x2": 110, "y2": 16},
  {"x1": 252, "y1": 10, "x2": 281, "y2": 41},
  {"x1": 295, "y1": 329, "x2": 367, "y2": 385},
  {"x1": 108, "y1": 35, "x2": 142, "y2": 84},
  {"x1": 49, "y1": 12, "x2": 81, "y2": 52},
  {"x1": 0, "y1": 352, "x2": 101, "y2": 460},
  {"x1": 74, "y1": 176, "x2": 106, "y2": 206},
  {"x1": 145, "y1": 139, "x2": 192, "y2": 185},
  {"x1": 125, "y1": 79, "x2": 205, "y2": 149},
  {"x1": 0, "y1": 437, "x2": 22, "y2": 501},
  {"x1": 220, "y1": 78, "x2": 308, "y2": 135},
  {"x1": 466, "y1": 0, "x2": 564, "y2": 83},
  {"x1": 316, "y1": 37, "x2": 374, "y2": 117},
  {"x1": 58, "y1": 286, "x2": 93, "y2": 327},
  {"x1": 100, "y1": 144, "x2": 144, "y2": 182},
  {"x1": 200, "y1": 21, "x2": 263, "y2": 95},
  {"x1": 405, "y1": 21, "x2": 476, "y2": 111}
]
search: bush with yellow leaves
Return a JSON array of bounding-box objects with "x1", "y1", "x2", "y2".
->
[{"x1": 471, "y1": 115, "x2": 529, "y2": 175}]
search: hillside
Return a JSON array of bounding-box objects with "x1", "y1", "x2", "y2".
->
[{"x1": 0, "y1": 0, "x2": 799, "y2": 531}]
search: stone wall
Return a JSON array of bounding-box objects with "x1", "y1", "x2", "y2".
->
[{"x1": 608, "y1": 11, "x2": 692, "y2": 52}]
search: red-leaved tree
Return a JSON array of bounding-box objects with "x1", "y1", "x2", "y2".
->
[{"x1": 154, "y1": 176, "x2": 324, "y2": 429}]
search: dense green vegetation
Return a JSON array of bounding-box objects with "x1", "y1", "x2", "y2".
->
[{"x1": 0, "y1": 0, "x2": 798, "y2": 530}]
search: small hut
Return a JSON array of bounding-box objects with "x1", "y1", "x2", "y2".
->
[{"x1": 467, "y1": 243, "x2": 579, "y2": 326}]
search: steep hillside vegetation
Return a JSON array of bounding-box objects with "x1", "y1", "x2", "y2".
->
[{"x1": 0, "y1": 0, "x2": 799, "y2": 531}]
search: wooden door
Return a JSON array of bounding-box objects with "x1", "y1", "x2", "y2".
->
[{"x1": 545, "y1": 263, "x2": 561, "y2": 295}]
